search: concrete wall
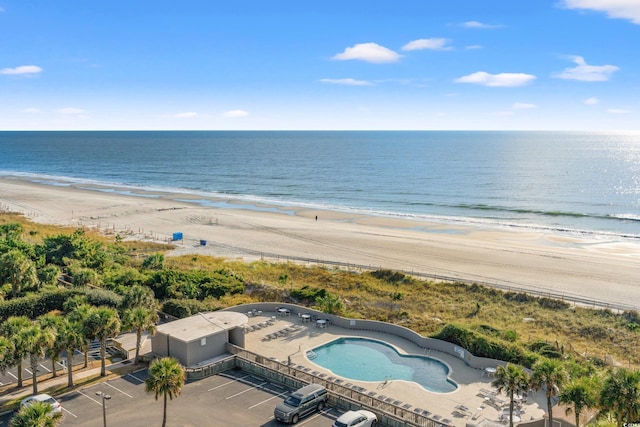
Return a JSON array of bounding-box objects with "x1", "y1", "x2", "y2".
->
[
  {"x1": 229, "y1": 326, "x2": 245, "y2": 347},
  {"x1": 151, "y1": 332, "x2": 169, "y2": 359},
  {"x1": 185, "y1": 331, "x2": 228, "y2": 366},
  {"x1": 152, "y1": 330, "x2": 228, "y2": 366},
  {"x1": 223, "y1": 302, "x2": 505, "y2": 370}
]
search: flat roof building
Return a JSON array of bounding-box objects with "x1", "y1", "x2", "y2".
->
[{"x1": 151, "y1": 311, "x2": 248, "y2": 367}]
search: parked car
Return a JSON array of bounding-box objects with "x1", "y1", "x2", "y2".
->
[
  {"x1": 20, "y1": 393, "x2": 62, "y2": 413},
  {"x1": 333, "y1": 410, "x2": 377, "y2": 427},
  {"x1": 274, "y1": 383, "x2": 328, "y2": 423}
]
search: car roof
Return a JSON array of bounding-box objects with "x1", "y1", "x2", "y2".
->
[
  {"x1": 336, "y1": 410, "x2": 373, "y2": 423},
  {"x1": 293, "y1": 384, "x2": 326, "y2": 397},
  {"x1": 22, "y1": 394, "x2": 56, "y2": 403}
]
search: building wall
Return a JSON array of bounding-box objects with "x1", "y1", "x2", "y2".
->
[
  {"x1": 229, "y1": 326, "x2": 245, "y2": 347},
  {"x1": 185, "y1": 331, "x2": 228, "y2": 366},
  {"x1": 151, "y1": 332, "x2": 169, "y2": 358}
]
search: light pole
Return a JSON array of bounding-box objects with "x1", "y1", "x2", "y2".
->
[{"x1": 96, "y1": 391, "x2": 111, "y2": 427}]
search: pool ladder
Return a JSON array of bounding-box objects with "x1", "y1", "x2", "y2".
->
[{"x1": 306, "y1": 350, "x2": 317, "y2": 360}]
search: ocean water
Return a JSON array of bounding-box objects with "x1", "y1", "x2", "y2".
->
[{"x1": 1, "y1": 130, "x2": 639, "y2": 238}]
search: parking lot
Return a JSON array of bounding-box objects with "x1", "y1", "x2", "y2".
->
[
  {"x1": 1, "y1": 368, "x2": 343, "y2": 426},
  {"x1": 0, "y1": 341, "x2": 122, "y2": 389}
]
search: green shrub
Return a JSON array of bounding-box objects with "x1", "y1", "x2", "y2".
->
[
  {"x1": 290, "y1": 286, "x2": 326, "y2": 303},
  {"x1": 162, "y1": 299, "x2": 208, "y2": 318},
  {"x1": 433, "y1": 324, "x2": 538, "y2": 367},
  {"x1": 0, "y1": 288, "x2": 122, "y2": 322},
  {"x1": 369, "y1": 269, "x2": 411, "y2": 284}
]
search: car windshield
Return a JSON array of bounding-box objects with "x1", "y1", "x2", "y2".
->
[
  {"x1": 334, "y1": 422, "x2": 349, "y2": 427},
  {"x1": 284, "y1": 396, "x2": 301, "y2": 407}
]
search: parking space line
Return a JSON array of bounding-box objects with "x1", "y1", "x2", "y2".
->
[
  {"x1": 62, "y1": 407, "x2": 78, "y2": 418},
  {"x1": 248, "y1": 390, "x2": 288, "y2": 409},
  {"x1": 208, "y1": 373, "x2": 250, "y2": 391},
  {"x1": 226, "y1": 381, "x2": 267, "y2": 399},
  {"x1": 297, "y1": 408, "x2": 332, "y2": 426},
  {"x1": 39, "y1": 364, "x2": 51, "y2": 373},
  {"x1": 126, "y1": 372, "x2": 146, "y2": 383},
  {"x1": 7, "y1": 372, "x2": 17, "y2": 380},
  {"x1": 77, "y1": 390, "x2": 103, "y2": 405},
  {"x1": 105, "y1": 381, "x2": 134, "y2": 398}
]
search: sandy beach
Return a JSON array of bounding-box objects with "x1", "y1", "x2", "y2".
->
[{"x1": 2, "y1": 176, "x2": 640, "y2": 311}]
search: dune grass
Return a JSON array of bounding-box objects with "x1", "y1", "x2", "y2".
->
[{"x1": 2, "y1": 212, "x2": 638, "y2": 369}]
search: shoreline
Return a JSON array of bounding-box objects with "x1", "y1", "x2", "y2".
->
[{"x1": 2, "y1": 176, "x2": 640, "y2": 311}]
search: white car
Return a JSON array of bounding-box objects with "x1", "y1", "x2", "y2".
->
[
  {"x1": 20, "y1": 394, "x2": 62, "y2": 414},
  {"x1": 333, "y1": 410, "x2": 377, "y2": 427}
]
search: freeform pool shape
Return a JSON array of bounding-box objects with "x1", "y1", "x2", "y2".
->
[{"x1": 308, "y1": 337, "x2": 457, "y2": 393}]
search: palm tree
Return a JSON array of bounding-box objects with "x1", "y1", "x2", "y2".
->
[
  {"x1": 1, "y1": 316, "x2": 32, "y2": 388},
  {"x1": 84, "y1": 306, "x2": 121, "y2": 376},
  {"x1": 315, "y1": 293, "x2": 344, "y2": 315},
  {"x1": 57, "y1": 318, "x2": 86, "y2": 387},
  {"x1": 0, "y1": 336, "x2": 15, "y2": 375},
  {"x1": 0, "y1": 249, "x2": 39, "y2": 298},
  {"x1": 66, "y1": 302, "x2": 92, "y2": 368},
  {"x1": 122, "y1": 284, "x2": 156, "y2": 310},
  {"x1": 145, "y1": 357, "x2": 186, "y2": 427},
  {"x1": 530, "y1": 359, "x2": 569, "y2": 427},
  {"x1": 24, "y1": 321, "x2": 56, "y2": 395},
  {"x1": 599, "y1": 368, "x2": 640, "y2": 427},
  {"x1": 492, "y1": 363, "x2": 530, "y2": 427},
  {"x1": 10, "y1": 401, "x2": 63, "y2": 427},
  {"x1": 38, "y1": 313, "x2": 64, "y2": 378},
  {"x1": 559, "y1": 377, "x2": 598, "y2": 427},
  {"x1": 123, "y1": 306, "x2": 159, "y2": 363}
]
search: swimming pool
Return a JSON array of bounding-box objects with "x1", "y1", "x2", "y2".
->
[{"x1": 308, "y1": 337, "x2": 457, "y2": 393}]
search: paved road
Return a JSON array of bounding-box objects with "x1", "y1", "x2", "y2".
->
[{"x1": 1, "y1": 368, "x2": 343, "y2": 427}]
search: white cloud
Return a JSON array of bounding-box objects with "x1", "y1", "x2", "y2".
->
[
  {"x1": 402, "y1": 38, "x2": 452, "y2": 51},
  {"x1": 465, "y1": 45, "x2": 484, "y2": 50},
  {"x1": 513, "y1": 102, "x2": 537, "y2": 109},
  {"x1": 0, "y1": 65, "x2": 43, "y2": 75},
  {"x1": 224, "y1": 109, "x2": 249, "y2": 118},
  {"x1": 56, "y1": 107, "x2": 85, "y2": 115},
  {"x1": 561, "y1": 0, "x2": 640, "y2": 24},
  {"x1": 21, "y1": 108, "x2": 40, "y2": 113},
  {"x1": 607, "y1": 108, "x2": 631, "y2": 114},
  {"x1": 461, "y1": 21, "x2": 500, "y2": 29},
  {"x1": 553, "y1": 56, "x2": 619, "y2": 81},
  {"x1": 320, "y1": 78, "x2": 373, "y2": 86},
  {"x1": 454, "y1": 71, "x2": 536, "y2": 87},
  {"x1": 175, "y1": 112, "x2": 198, "y2": 118},
  {"x1": 332, "y1": 43, "x2": 401, "y2": 64},
  {"x1": 583, "y1": 97, "x2": 600, "y2": 105}
]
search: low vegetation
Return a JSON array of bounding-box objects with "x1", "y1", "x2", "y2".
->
[{"x1": 1, "y1": 212, "x2": 640, "y2": 424}]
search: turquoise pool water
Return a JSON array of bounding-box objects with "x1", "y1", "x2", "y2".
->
[{"x1": 309, "y1": 337, "x2": 457, "y2": 393}]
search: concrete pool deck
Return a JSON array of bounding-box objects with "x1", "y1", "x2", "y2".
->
[{"x1": 243, "y1": 313, "x2": 546, "y2": 427}]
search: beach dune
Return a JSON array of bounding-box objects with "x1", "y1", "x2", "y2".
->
[{"x1": 2, "y1": 177, "x2": 639, "y2": 311}]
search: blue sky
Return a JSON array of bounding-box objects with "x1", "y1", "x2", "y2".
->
[{"x1": 1, "y1": 1, "x2": 639, "y2": 130}]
